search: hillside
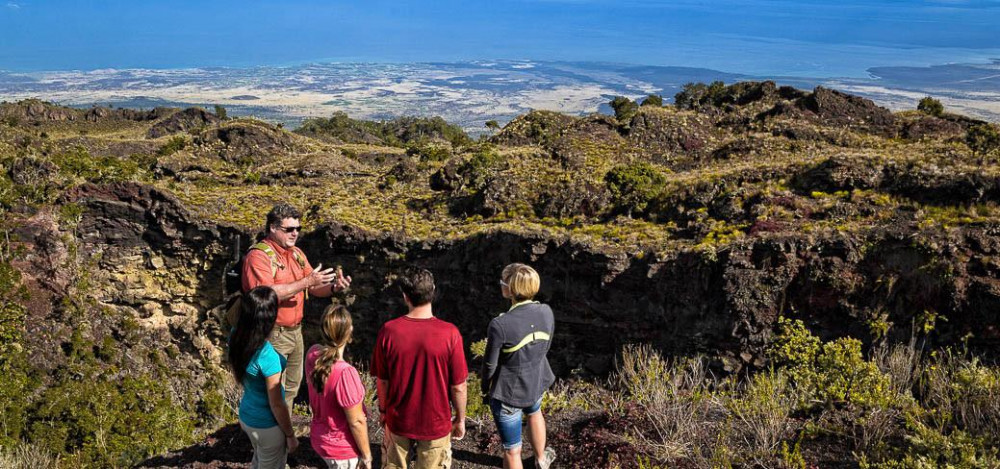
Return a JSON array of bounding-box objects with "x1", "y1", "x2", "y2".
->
[{"x1": 1, "y1": 83, "x2": 999, "y2": 468}]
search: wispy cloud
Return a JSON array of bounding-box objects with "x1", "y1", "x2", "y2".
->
[{"x1": 6, "y1": 2, "x2": 21, "y2": 9}]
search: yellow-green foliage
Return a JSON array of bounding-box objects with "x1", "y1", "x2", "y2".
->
[
  {"x1": 769, "y1": 317, "x2": 892, "y2": 407},
  {"x1": 860, "y1": 420, "x2": 999, "y2": 469},
  {"x1": 51, "y1": 147, "x2": 147, "y2": 184},
  {"x1": 469, "y1": 337, "x2": 487, "y2": 359},
  {"x1": 29, "y1": 372, "x2": 196, "y2": 467},
  {"x1": 464, "y1": 372, "x2": 491, "y2": 421},
  {"x1": 605, "y1": 162, "x2": 666, "y2": 217},
  {"x1": 0, "y1": 257, "x2": 31, "y2": 447},
  {"x1": 157, "y1": 135, "x2": 187, "y2": 156}
]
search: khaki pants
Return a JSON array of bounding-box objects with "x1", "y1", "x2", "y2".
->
[
  {"x1": 269, "y1": 324, "x2": 303, "y2": 409},
  {"x1": 382, "y1": 431, "x2": 452, "y2": 469},
  {"x1": 239, "y1": 419, "x2": 287, "y2": 469}
]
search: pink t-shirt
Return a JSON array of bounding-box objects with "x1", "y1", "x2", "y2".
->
[{"x1": 305, "y1": 345, "x2": 367, "y2": 460}]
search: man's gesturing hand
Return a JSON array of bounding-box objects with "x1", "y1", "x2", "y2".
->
[{"x1": 308, "y1": 263, "x2": 337, "y2": 287}]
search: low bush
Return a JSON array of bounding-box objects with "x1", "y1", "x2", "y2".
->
[
  {"x1": 768, "y1": 317, "x2": 892, "y2": 408},
  {"x1": 605, "y1": 162, "x2": 666, "y2": 218}
]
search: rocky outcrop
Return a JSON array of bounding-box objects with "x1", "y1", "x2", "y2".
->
[
  {"x1": 194, "y1": 121, "x2": 293, "y2": 164},
  {"x1": 147, "y1": 107, "x2": 221, "y2": 138},
  {"x1": 787, "y1": 87, "x2": 897, "y2": 136},
  {"x1": 0, "y1": 99, "x2": 79, "y2": 122},
  {"x1": 492, "y1": 110, "x2": 578, "y2": 146}
]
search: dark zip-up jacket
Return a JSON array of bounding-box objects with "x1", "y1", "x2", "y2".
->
[{"x1": 481, "y1": 301, "x2": 555, "y2": 407}]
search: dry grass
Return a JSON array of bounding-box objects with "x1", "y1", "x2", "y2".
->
[{"x1": 0, "y1": 442, "x2": 59, "y2": 469}]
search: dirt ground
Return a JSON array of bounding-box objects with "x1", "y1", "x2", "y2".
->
[{"x1": 136, "y1": 410, "x2": 618, "y2": 469}]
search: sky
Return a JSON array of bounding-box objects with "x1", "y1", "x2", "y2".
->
[{"x1": 1, "y1": 0, "x2": 999, "y2": 77}]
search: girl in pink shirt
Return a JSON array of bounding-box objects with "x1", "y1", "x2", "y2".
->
[{"x1": 305, "y1": 305, "x2": 372, "y2": 469}]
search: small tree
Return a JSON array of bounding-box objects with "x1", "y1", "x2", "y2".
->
[
  {"x1": 610, "y1": 96, "x2": 639, "y2": 123},
  {"x1": 214, "y1": 105, "x2": 228, "y2": 120},
  {"x1": 966, "y1": 124, "x2": 1000, "y2": 158},
  {"x1": 485, "y1": 120, "x2": 500, "y2": 134},
  {"x1": 641, "y1": 94, "x2": 664, "y2": 107},
  {"x1": 917, "y1": 97, "x2": 944, "y2": 117},
  {"x1": 605, "y1": 162, "x2": 666, "y2": 218}
]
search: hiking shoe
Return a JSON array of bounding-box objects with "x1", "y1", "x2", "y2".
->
[{"x1": 536, "y1": 447, "x2": 556, "y2": 469}]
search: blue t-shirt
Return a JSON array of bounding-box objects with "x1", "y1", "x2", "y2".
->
[{"x1": 239, "y1": 341, "x2": 287, "y2": 428}]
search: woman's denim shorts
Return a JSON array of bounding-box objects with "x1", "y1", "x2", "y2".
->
[{"x1": 489, "y1": 397, "x2": 543, "y2": 450}]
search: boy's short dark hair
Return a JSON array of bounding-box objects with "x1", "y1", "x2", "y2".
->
[
  {"x1": 266, "y1": 203, "x2": 302, "y2": 231},
  {"x1": 399, "y1": 268, "x2": 435, "y2": 306}
]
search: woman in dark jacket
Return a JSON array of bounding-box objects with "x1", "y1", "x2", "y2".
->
[{"x1": 482, "y1": 263, "x2": 556, "y2": 469}]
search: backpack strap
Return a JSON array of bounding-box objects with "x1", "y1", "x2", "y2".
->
[{"x1": 250, "y1": 242, "x2": 282, "y2": 279}]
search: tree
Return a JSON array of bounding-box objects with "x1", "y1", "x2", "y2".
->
[
  {"x1": 966, "y1": 124, "x2": 1000, "y2": 158},
  {"x1": 609, "y1": 96, "x2": 639, "y2": 123},
  {"x1": 214, "y1": 105, "x2": 227, "y2": 120},
  {"x1": 485, "y1": 120, "x2": 500, "y2": 134},
  {"x1": 641, "y1": 94, "x2": 663, "y2": 107},
  {"x1": 917, "y1": 97, "x2": 944, "y2": 117},
  {"x1": 604, "y1": 162, "x2": 666, "y2": 218}
]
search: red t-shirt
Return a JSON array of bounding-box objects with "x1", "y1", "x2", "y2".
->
[
  {"x1": 305, "y1": 346, "x2": 367, "y2": 460},
  {"x1": 371, "y1": 316, "x2": 469, "y2": 440},
  {"x1": 241, "y1": 239, "x2": 314, "y2": 327}
]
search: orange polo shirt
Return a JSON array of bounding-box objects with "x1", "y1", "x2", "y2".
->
[{"x1": 241, "y1": 238, "x2": 314, "y2": 327}]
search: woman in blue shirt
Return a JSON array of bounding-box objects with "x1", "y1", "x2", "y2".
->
[{"x1": 229, "y1": 286, "x2": 299, "y2": 468}]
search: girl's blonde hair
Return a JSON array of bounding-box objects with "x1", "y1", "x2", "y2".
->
[
  {"x1": 502, "y1": 263, "x2": 540, "y2": 301},
  {"x1": 310, "y1": 304, "x2": 353, "y2": 393}
]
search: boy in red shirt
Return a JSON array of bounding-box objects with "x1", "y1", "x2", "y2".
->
[{"x1": 372, "y1": 269, "x2": 468, "y2": 469}]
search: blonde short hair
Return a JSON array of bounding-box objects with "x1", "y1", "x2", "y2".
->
[{"x1": 502, "y1": 263, "x2": 540, "y2": 301}]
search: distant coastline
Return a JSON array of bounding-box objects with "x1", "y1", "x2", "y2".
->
[{"x1": 3, "y1": 59, "x2": 998, "y2": 130}]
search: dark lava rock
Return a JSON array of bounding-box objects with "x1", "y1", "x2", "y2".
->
[
  {"x1": 195, "y1": 121, "x2": 293, "y2": 164},
  {"x1": 379, "y1": 159, "x2": 419, "y2": 189},
  {"x1": 83, "y1": 106, "x2": 166, "y2": 123},
  {"x1": 534, "y1": 179, "x2": 610, "y2": 219},
  {"x1": 794, "y1": 155, "x2": 884, "y2": 193},
  {"x1": 492, "y1": 110, "x2": 578, "y2": 146},
  {"x1": 147, "y1": 108, "x2": 221, "y2": 138},
  {"x1": 471, "y1": 177, "x2": 524, "y2": 217},
  {"x1": 796, "y1": 87, "x2": 897, "y2": 136},
  {"x1": 902, "y1": 116, "x2": 964, "y2": 140},
  {"x1": 882, "y1": 164, "x2": 999, "y2": 205},
  {"x1": 0, "y1": 99, "x2": 79, "y2": 122},
  {"x1": 627, "y1": 107, "x2": 718, "y2": 161},
  {"x1": 429, "y1": 158, "x2": 465, "y2": 191}
]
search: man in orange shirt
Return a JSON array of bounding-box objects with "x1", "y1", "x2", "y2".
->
[{"x1": 242, "y1": 203, "x2": 352, "y2": 408}]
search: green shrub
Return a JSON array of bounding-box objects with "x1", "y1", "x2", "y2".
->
[
  {"x1": 157, "y1": 135, "x2": 187, "y2": 156},
  {"x1": 674, "y1": 81, "x2": 727, "y2": 110},
  {"x1": 641, "y1": 95, "x2": 664, "y2": 107},
  {"x1": 917, "y1": 97, "x2": 944, "y2": 117},
  {"x1": 406, "y1": 143, "x2": 452, "y2": 162},
  {"x1": 464, "y1": 372, "x2": 491, "y2": 422},
  {"x1": 966, "y1": 124, "x2": 1000, "y2": 157},
  {"x1": 29, "y1": 373, "x2": 196, "y2": 467},
  {"x1": 462, "y1": 146, "x2": 504, "y2": 190},
  {"x1": 768, "y1": 317, "x2": 892, "y2": 408},
  {"x1": 605, "y1": 162, "x2": 666, "y2": 218},
  {"x1": 610, "y1": 96, "x2": 639, "y2": 123},
  {"x1": 297, "y1": 112, "x2": 471, "y2": 147},
  {"x1": 214, "y1": 104, "x2": 227, "y2": 120},
  {"x1": 860, "y1": 419, "x2": 999, "y2": 469}
]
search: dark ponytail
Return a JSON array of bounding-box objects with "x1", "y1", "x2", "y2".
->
[{"x1": 228, "y1": 286, "x2": 279, "y2": 383}]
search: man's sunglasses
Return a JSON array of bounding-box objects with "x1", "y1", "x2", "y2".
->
[{"x1": 278, "y1": 226, "x2": 302, "y2": 233}]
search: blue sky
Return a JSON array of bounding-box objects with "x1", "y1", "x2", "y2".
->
[{"x1": 1, "y1": 0, "x2": 999, "y2": 76}]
